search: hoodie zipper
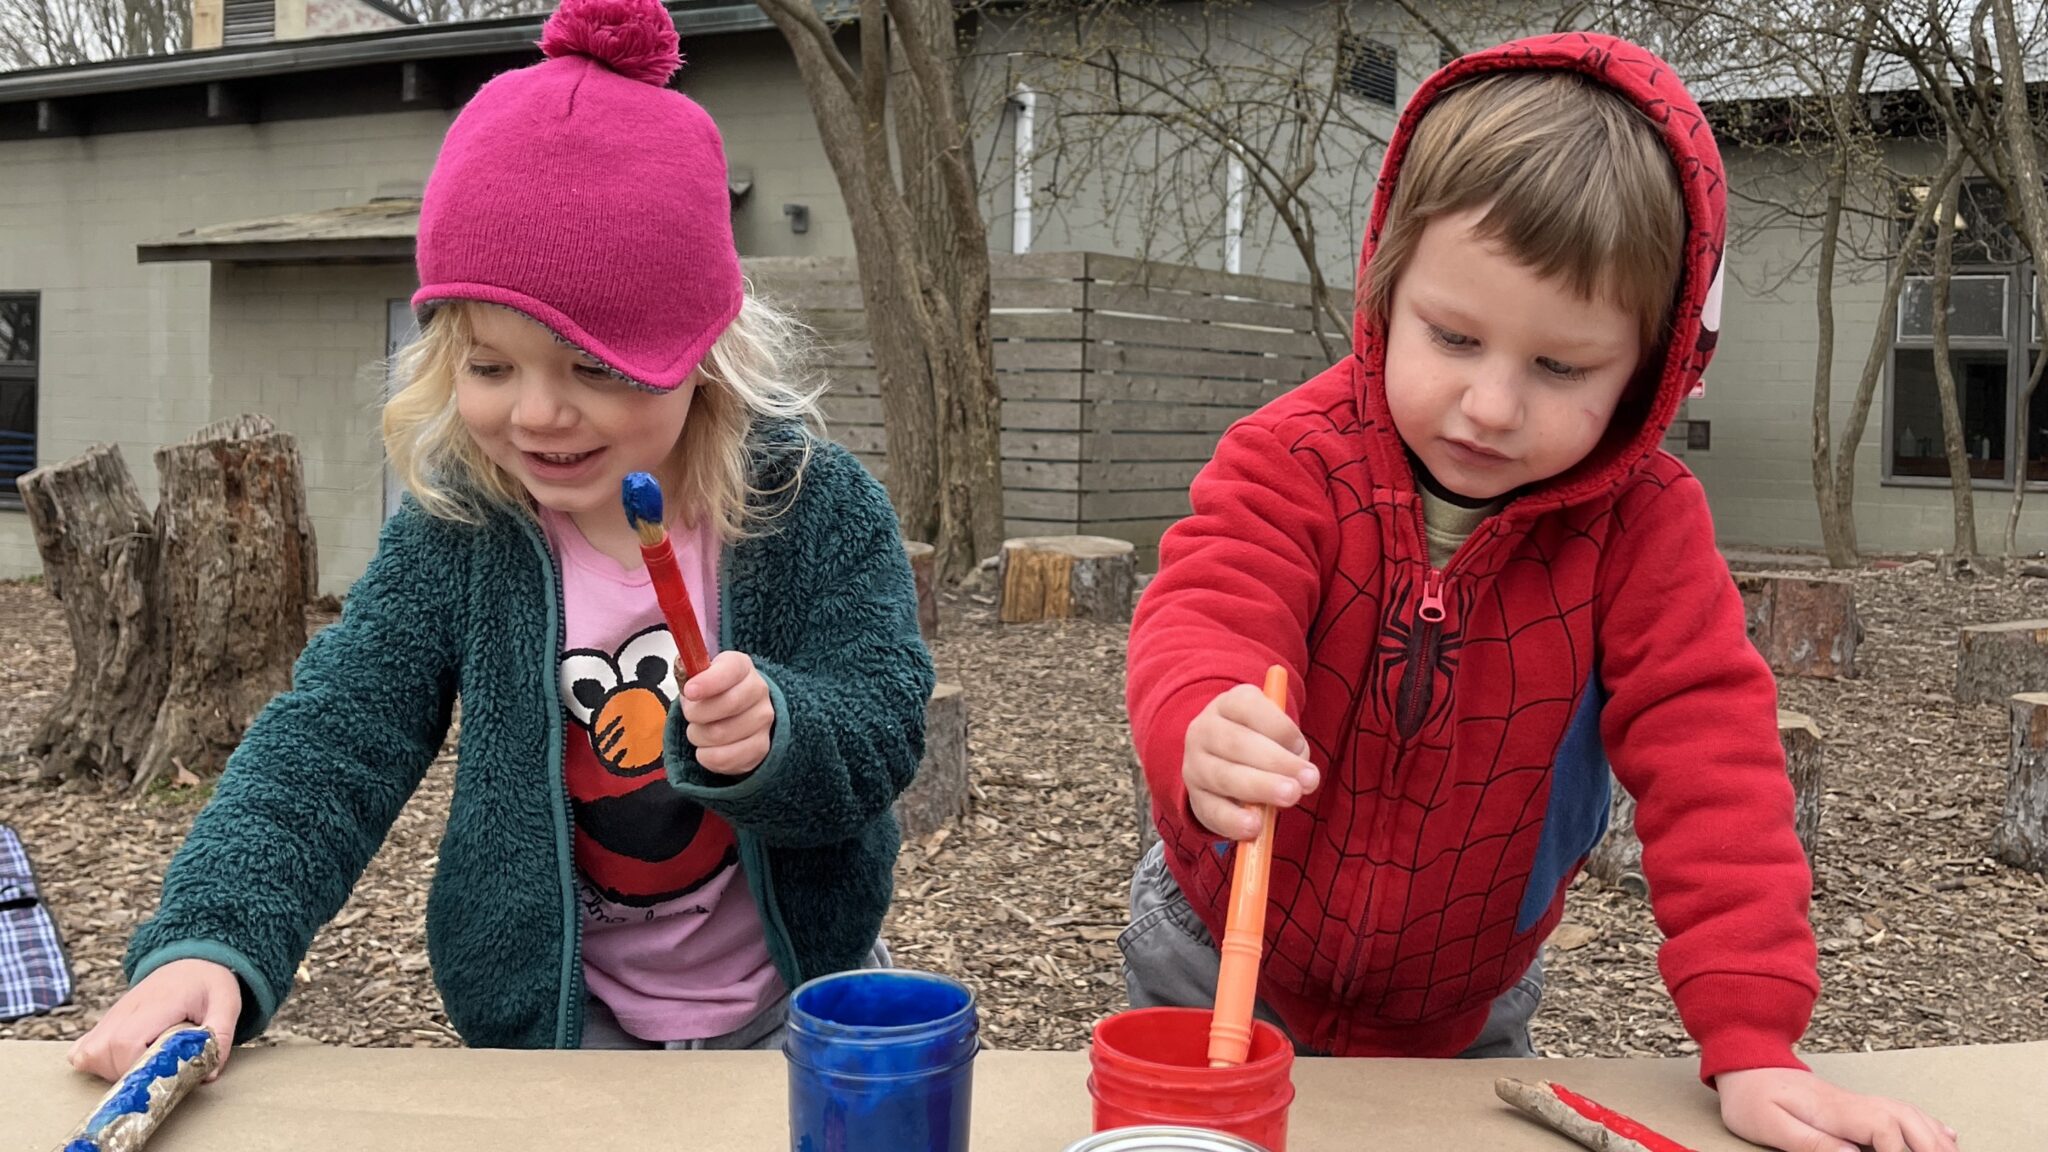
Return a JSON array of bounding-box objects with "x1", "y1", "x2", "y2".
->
[
  {"x1": 515, "y1": 512, "x2": 584, "y2": 1049},
  {"x1": 1316, "y1": 488, "x2": 1473, "y2": 1054}
]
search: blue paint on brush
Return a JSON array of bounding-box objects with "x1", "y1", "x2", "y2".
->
[
  {"x1": 784, "y1": 970, "x2": 979, "y2": 1152},
  {"x1": 621, "y1": 471, "x2": 664, "y2": 530},
  {"x1": 71, "y1": 1027, "x2": 213, "y2": 1149}
]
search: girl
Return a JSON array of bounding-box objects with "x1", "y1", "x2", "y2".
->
[{"x1": 69, "y1": 0, "x2": 932, "y2": 1077}]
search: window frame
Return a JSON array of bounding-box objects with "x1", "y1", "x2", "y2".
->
[
  {"x1": 0, "y1": 292, "x2": 39, "y2": 512},
  {"x1": 1883, "y1": 261, "x2": 2044, "y2": 490}
]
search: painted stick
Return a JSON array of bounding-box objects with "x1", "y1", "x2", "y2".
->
[
  {"x1": 1494, "y1": 1078, "x2": 1700, "y2": 1152},
  {"x1": 54, "y1": 1026, "x2": 222, "y2": 1152},
  {"x1": 620, "y1": 471, "x2": 711, "y2": 680},
  {"x1": 1207, "y1": 663, "x2": 1290, "y2": 1068}
]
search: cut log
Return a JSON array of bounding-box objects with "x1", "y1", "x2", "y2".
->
[
  {"x1": 896, "y1": 683, "x2": 967, "y2": 841},
  {"x1": 134, "y1": 417, "x2": 313, "y2": 793},
  {"x1": 17, "y1": 445, "x2": 167, "y2": 787},
  {"x1": 1736, "y1": 574, "x2": 1860, "y2": 679},
  {"x1": 1956, "y1": 620, "x2": 2048, "y2": 706},
  {"x1": 1586, "y1": 710, "x2": 1823, "y2": 896},
  {"x1": 195, "y1": 414, "x2": 318, "y2": 600},
  {"x1": 1132, "y1": 751, "x2": 1160, "y2": 857},
  {"x1": 998, "y1": 535, "x2": 1135, "y2": 624},
  {"x1": 904, "y1": 541, "x2": 938, "y2": 642},
  {"x1": 1992, "y1": 693, "x2": 2048, "y2": 871}
]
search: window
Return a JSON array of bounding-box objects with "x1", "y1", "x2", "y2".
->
[
  {"x1": 1886, "y1": 180, "x2": 2047, "y2": 485},
  {"x1": 0, "y1": 295, "x2": 37, "y2": 508},
  {"x1": 1340, "y1": 35, "x2": 1399, "y2": 108}
]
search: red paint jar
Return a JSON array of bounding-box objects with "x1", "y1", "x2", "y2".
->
[{"x1": 1087, "y1": 1008, "x2": 1295, "y2": 1152}]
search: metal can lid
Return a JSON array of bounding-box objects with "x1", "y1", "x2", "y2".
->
[{"x1": 1060, "y1": 1126, "x2": 1273, "y2": 1152}]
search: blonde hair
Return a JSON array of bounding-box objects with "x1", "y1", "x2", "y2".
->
[
  {"x1": 381, "y1": 292, "x2": 823, "y2": 540},
  {"x1": 1362, "y1": 71, "x2": 1687, "y2": 351}
]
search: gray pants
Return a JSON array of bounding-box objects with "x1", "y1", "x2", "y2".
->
[
  {"x1": 579, "y1": 939, "x2": 893, "y2": 1051},
  {"x1": 1118, "y1": 842, "x2": 1543, "y2": 1058}
]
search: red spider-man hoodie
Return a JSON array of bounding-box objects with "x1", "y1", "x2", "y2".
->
[{"x1": 1126, "y1": 32, "x2": 1818, "y2": 1082}]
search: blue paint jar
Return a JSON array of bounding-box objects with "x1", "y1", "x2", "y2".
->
[{"x1": 784, "y1": 968, "x2": 979, "y2": 1152}]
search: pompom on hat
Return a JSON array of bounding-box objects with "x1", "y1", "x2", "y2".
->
[{"x1": 411, "y1": 0, "x2": 742, "y2": 392}]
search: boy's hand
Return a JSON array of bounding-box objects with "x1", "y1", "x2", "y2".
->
[
  {"x1": 682, "y1": 650, "x2": 775, "y2": 776},
  {"x1": 1183, "y1": 683, "x2": 1319, "y2": 840},
  {"x1": 1719, "y1": 1067, "x2": 1959, "y2": 1152},
  {"x1": 68, "y1": 958, "x2": 240, "y2": 1084}
]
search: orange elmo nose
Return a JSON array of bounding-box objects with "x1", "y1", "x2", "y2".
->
[{"x1": 593, "y1": 685, "x2": 669, "y2": 775}]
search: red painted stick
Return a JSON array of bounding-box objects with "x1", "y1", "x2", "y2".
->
[
  {"x1": 1495, "y1": 1078, "x2": 1700, "y2": 1152},
  {"x1": 622, "y1": 472, "x2": 711, "y2": 680}
]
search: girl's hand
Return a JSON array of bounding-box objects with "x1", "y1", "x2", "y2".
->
[
  {"x1": 682, "y1": 650, "x2": 775, "y2": 776},
  {"x1": 1719, "y1": 1067, "x2": 1959, "y2": 1152},
  {"x1": 68, "y1": 958, "x2": 240, "y2": 1084},
  {"x1": 1182, "y1": 683, "x2": 1319, "y2": 840}
]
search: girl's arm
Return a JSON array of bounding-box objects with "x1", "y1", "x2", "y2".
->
[
  {"x1": 121, "y1": 501, "x2": 465, "y2": 1043},
  {"x1": 663, "y1": 443, "x2": 934, "y2": 846}
]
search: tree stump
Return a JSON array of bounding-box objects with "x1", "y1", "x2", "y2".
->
[
  {"x1": 1956, "y1": 621, "x2": 2048, "y2": 706},
  {"x1": 1736, "y1": 574, "x2": 1860, "y2": 679},
  {"x1": 896, "y1": 683, "x2": 967, "y2": 841},
  {"x1": 1132, "y1": 751, "x2": 1159, "y2": 857},
  {"x1": 134, "y1": 417, "x2": 313, "y2": 793},
  {"x1": 17, "y1": 445, "x2": 167, "y2": 787},
  {"x1": 1587, "y1": 710, "x2": 1823, "y2": 896},
  {"x1": 903, "y1": 541, "x2": 938, "y2": 642},
  {"x1": 1992, "y1": 693, "x2": 2048, "y2": 871},
  {"x1": 998, "y1": 536, "x2": 1136, "y2": 624}
]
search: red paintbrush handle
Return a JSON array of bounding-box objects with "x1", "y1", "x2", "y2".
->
[{"x1": 640, "y1": 538, "x2": 712, "y2": 680}]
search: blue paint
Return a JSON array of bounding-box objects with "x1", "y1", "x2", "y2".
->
[
  {"x1": 621, "y1": 471, "x2": 664, "y2": 529},
  {"x1": 71, "y1": 1027, "x2": 212, "y2": 1149},
  {"x1": 784, "y1": 969, "x2": 978, "y2": 1152},
  {"x1": 1516, "y1": 676, "x2": 1613, "y2": 931}
]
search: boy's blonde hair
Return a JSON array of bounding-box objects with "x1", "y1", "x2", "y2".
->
[
  {"x1": 1362, "y1": 71, "x2": 1686, "y2": 352},
  {"x1": 382, "y1": 292, "x2": 822, "y2": 540}
]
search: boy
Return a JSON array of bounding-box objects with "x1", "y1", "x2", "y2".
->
[{"x1": 1124, "y1": 32, "x2": 1958, "y2": 1152}]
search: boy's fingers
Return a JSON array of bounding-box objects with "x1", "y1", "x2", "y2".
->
[
  {"x1": 1207, "y1": 721, "x2": 1317, "y2": 791},
  {"x1": 1216, "y1": 683, "x2": 1305, "y2": 747},
  {"x1": 1190, "y1": 790, "x2": 1263, "y2": 841},
  {"x1": 1731, "y1": 1101, "x2": 1852, "y2": 1152},
  {"x1": 1188, "y1": 753, "x2": 1304, "y2": 811}
]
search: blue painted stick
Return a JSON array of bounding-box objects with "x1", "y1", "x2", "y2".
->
[{"x1": 56, "y1": 1026, "x2": 221, "y2": 1152}]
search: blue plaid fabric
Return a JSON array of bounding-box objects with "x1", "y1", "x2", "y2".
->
[{"x1": 0, "y1": 823, "x2": 72, "y2": 1021}]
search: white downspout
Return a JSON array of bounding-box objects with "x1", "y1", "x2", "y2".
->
[
  {"x1": 1012, "y1": 85, "x2": 1036, "y2": 255},
  {"x1": 1225, "y1": 148, "x2": 1246, "y2": 274}
]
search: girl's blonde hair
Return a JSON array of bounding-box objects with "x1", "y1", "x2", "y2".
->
[{"x1": 382, "y1": 291, "x2": 823, "y2": 540}]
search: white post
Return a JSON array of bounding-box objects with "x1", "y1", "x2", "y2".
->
[
  {"x1": 1012, "y1": 85, "x2": 1036, "y2": 255},
  {"x1": 1225, "y1": 148, "x2": 1246, "y2": 274}
]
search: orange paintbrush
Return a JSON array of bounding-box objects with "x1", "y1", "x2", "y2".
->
[{"x1": 1207, "y1": 663, "x2": 1290, "y2": 1067}]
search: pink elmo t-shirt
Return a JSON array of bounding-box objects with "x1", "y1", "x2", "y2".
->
[{"x1": 540, "y1": 508, "x2": 785, "y2": 1042}]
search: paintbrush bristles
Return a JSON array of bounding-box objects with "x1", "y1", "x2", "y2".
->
[{"x1": 633, "y1": 518, "x2": 667, "y2": 548}]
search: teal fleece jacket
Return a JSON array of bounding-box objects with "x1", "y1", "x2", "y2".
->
[{"x1": 122, "y1": 431, "x2": 934, "y2": 1048}]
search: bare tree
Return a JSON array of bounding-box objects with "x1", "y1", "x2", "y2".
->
[
  {"x1": 0, "y1": 0, "x2": 188, "y2": 67},
  {"x1": 1928, "y1": 122, "x2": 1983, "y2": 566},
  {"x1": 749, "y1": 0, "x2": 1003, "y2": 579}
]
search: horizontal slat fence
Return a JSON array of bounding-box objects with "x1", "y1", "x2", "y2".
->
[{"x1": 745, "y1": 252, "x2": 1350, "y2": 565}]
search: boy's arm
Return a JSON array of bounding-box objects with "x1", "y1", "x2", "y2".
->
[
  {"x1": 123, "y1": 503, "x2": 463, "y2": 1042},
  {"x1": 1127, "y1": 418, "x2": 1338, "y2": 850},
  {"x1": 1594, "y1": 470, "x2": 1820, "y2": 1084},
  {"x1": 664, "y1": 446, "x2": 935, "y2": 847}
]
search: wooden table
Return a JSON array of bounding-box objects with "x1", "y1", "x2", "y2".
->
[{"x1": 4, "y1": 1039, "x2": 2041, "y2": 1150}]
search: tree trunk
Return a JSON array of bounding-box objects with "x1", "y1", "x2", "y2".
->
[
  {"x1": 1994, "y1": 693, "x2": 2048, "y2": 870},
  {"x1": 1737, "y1": 574, "x2": 1862, "y2": 679},
  {"x1": 1992, "y1": 0, "x2": 2048, "y2": 558},
  {"x1": 1928, "y1": 128, "x2": 1981, "y2": 566},
  {"x1": 17, "y1": 445, "x2": 166, "y2": 787},
  {"x1": 1810, "y1": 7, "x2": 1877, "y2": 569},
  {"x1": 134, "y1": 419, "x2": 312, "y2": 793},
  {"x1": 904, "y1": 540, "x2": 938, "y2": 641},
  {"x1": 1954, "y1": 619, "x2": 2048, "y2": 705}
]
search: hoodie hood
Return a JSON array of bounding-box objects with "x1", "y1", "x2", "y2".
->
[{"x1": 1351, "y1": 31, "x2": 1727, "y2": 512}]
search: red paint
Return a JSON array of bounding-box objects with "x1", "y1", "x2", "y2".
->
[
  {"x1": 1550, "y1": 1083, "x2": 1697, "y2": 1152},
  {"x1": 1089, "y1": 1007, "x2": 1294, "y2": 1151},
  {"x1": 639, "y1": 537, "x2": 712, "y2": 679}
]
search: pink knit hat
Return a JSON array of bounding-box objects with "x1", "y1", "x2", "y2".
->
[{"x1": 412, "y1": 0, "x2": 742, "y2": 392}]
